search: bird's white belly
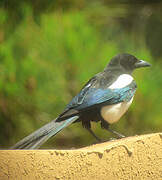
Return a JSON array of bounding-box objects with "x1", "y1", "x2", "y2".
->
[{"x1": 100, "y1": 97, "x2": 133, "y2": 124}]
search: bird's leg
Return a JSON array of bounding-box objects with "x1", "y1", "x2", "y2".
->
[
  {"x1": 86, "y1": 128, "x2": 102, "y2": 142},
  {"x1": 101, "y1": 120, "x2": 125, "y2": 138},
  {"x1": 106, "y1": 128, "x2": 125, "y2": 138},
  {"x1": 82, "y1": 119, "x2": 102, "y2": 142}
]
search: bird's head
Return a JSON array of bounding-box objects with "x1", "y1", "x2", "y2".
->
[{"x1": 106, "y1": 53, "x2": 151, "y2": 74}]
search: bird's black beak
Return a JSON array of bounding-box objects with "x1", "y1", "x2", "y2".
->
[{"x1": 135, "y1": 60, "x2": 151, "y2": 69}]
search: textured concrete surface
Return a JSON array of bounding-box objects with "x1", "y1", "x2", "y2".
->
[{"x1": 0, "y1": 133, "x2": 162, "y2": 180}]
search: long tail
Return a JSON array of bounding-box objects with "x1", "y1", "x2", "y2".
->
[{"x1": 10, "y1": 116, "x2": 79, "y2": 149}]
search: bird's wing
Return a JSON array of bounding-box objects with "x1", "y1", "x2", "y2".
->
[
  {"x1": 70, "y1": 82, "x2": 136, "y2": 110},
  {"x1": 58, "y1": 75, "x2": 137, "y2": 120}
]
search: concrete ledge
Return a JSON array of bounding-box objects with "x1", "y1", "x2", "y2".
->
[{"x1": 0, "y1": 133, "x2": 162, "y2": 180}]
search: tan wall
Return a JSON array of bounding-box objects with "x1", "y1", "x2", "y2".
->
[{"x1": 0, "y1": 133, "x2": 162, "y2": 180}]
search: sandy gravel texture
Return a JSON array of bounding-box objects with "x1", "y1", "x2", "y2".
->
[{"x1": 0, "y1": 133, "x2": 162, "y2": 180}]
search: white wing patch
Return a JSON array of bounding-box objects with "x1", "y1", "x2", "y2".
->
[
  {"x1": 100, "y1": 97, "x2": 134, "y2": 124},
  {"x1": 85, "y1": 83, "x2": 91, "y2": 88},
  {"x1": 109, "y1": 74, "x2": 133, "y2": 89}
]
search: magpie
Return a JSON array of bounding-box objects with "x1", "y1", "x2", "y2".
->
[{"x1": 11, "y1": 53, "x2": 151, "y2": 149}]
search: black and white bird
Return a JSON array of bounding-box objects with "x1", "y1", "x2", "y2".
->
[{"x1": 11, "y1": 53, "x2": 151, "y2": 149}]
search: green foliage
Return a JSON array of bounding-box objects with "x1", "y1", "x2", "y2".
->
[{"x1": 0, "y1": 4, "x2": 161, "y2": 149}]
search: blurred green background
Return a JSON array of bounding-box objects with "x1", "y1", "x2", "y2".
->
[{"x1": 0, "y1": 1, "x2": 161, "y2": 149}]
